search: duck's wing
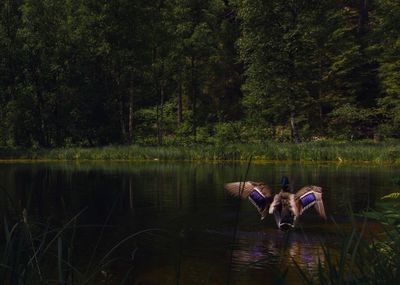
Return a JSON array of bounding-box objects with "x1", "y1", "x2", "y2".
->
[
  {"x1": 294, "y1": 186, "x2": 326, "y2": 219},
  {"x1": 224, "y1": 181, "x2": 272, "y2": 198},
  {"x1": 224, "y1": 181, "x2": 273, "y2": 219}
]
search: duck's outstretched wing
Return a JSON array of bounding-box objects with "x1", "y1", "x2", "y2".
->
[
  {"x1": 224, "y1": 182, "x2": 272, "y2": 198},
  {"x1": 224, "y1": 181, "x2": 273, "y2": 220},
  {"x1": 295, "y1": 186, "x2": 326, "y2": 219}
]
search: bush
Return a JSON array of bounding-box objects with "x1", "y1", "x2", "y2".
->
[
  {"x1": 213, "y1": 122, "x2": 242, "y2": 144},
  {"x1": 328, "y1": 104, "x2": 377, "y2": 140}
]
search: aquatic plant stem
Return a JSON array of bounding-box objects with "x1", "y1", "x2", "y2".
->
[
  {"x1": 84, "y1": 186, "x2": 125, "y2": 277},
  {"x1": 175, "y1": 229, "x2": 183, "y2": 285},
  {"x1": 28, "y1": 207, "x2": 87, "y2": 266},
  {"x1": 82, "y1": 228, "x2": 166, "y2": 285},
  {"x1": 24, "y1": 213, "x2": 43, "y2": 281},
  {"x1": 226, "y1": 156, "x2": 252, "y2": 285}
]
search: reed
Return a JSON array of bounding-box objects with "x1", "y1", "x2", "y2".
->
[
  {"x1": 0, "y1": 140, "x2": 399, "y2": 163},
  {"x1": 292, "y1": 193, "x2": 400, "y2": 284},
  {"x1": 226, "y1": 156, "x2": 253, "y2": 285},
  {"x1": 0, "y1": 185, "x2": 163, "y2": 285}
]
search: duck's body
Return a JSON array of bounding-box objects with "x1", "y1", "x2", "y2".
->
[
  {"x1": 269, "y1": 186, "x2": 326, "y2": 230},
  {"x1": 224, "y1": 177, "x2": 326, "y2": 230}
]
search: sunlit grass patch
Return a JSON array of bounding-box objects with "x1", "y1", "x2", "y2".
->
[{"x1": 0, "y1": 140, "x2": 399, "y2": 164}]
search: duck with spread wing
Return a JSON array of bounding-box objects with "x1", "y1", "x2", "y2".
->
[{"x1": 224, "y1": 176, "x2": 326, "y2": 230}]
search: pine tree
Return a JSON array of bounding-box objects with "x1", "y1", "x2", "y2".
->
[
  {"x1": 15, "y1": 0, "x2": 71, "y2": 146},
  {"x1": 0, "y1": 0, "x2": 24, "y2": 145},
  {"x1": 373, "y1": 0, "x2": 400, "y2": 137},
  {"x1": 236, "y1": 0, "x2": 370, "y2": 140}
]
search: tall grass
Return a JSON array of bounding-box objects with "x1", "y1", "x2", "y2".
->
[
  {"x1": 226, "y1": 156, "x2": 253, "y2": 285},
  {"x1": 0, "y1": 186, "x2": 163, "y2": 285},
  {"x1": 1, "y1": 140, "x2": 399, "y2": 163},
  {"x1": 292, "y1": 191, "x2": 400, "y2": 284}
]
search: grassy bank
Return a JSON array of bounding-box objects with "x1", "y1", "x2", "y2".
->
[{"x1": 0, "y1": 140, "x2": 400, "y2": 164}]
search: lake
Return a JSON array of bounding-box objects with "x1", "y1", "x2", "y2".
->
[{"x1": 0, "y1": 161, "x2": 398, "y2": 284}]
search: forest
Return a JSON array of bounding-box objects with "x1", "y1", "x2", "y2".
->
[
  {"x1": 1, "y1": 2, "x2": 400, "y2": 284},
  {"x1": 0, "y1": 0, "x2": 399, "y2": 147}
]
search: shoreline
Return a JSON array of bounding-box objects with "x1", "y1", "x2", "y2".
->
[{"x1": 0, "y1": 142, "x2": 399, "y2": 165}]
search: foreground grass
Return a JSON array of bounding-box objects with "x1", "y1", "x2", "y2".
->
[
  {"x1": 293, "y1": 192, "x2": 400, "y2": 285},
  {"x1": 0, "y1": 140, "x2": 400, "y2": 163}
]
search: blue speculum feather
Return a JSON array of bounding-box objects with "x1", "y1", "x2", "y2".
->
[
  {"x1": 300, "y1": 192, "x2": 316, "y2": 208},
  {"x1": 249, "y1": 189, "x2": 266, "y2": 211}
]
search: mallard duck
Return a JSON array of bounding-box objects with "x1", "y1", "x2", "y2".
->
[{"x1": 224, "y1": 176, "x2": 326, "y2": 230}]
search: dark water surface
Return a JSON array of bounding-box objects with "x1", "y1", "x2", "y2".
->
[{"x1": 0, "y1": 161, "x2": 399, "y2": 284}]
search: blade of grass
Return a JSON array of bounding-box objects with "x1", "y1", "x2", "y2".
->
[
  {"x1": 0, "y1": 185, "x2": 18, "y2": 214},
  {"x1": 20, "y1": 209, "x2": 43, "y2": 281},
  {"x1": 48, "y1": 252, "x2": 83, "y2": 280},
  {"x1": 28, "y1": 207, "x2": 87, "y2": 266},
  {"x1": 119, "y1": 265, "x2": 135, "y2": 285},
  {"x1": 292, "y1": 258, "x2": 313, "y2": 285},
  {"x1": 100, "y1": 228, "x2": 165, "y2": 264},
  {"x1": 82, "y1": 228, "x2": 166, "y2": 285},
  {"x1": 350, "y1": 216, "x2": 368, "y2": 267},
  {"x1": 338, "y1": 228, "x2": 356, "y2": 285},
  {"x1": 3, "y1": 216, "x2": 10, "y2": 244},
  {"x1": 317, "y1": 256, "x2": 326, "y2": 285},
  {"x1": 226, "y1": 156, "x2": 252, "y2": 285},
  {"x1": 85, "y1": 184, "x2": 126, "y2": 276},
  {"x1": 58, "y1": 237, "x2": 65, "y2": 285}
]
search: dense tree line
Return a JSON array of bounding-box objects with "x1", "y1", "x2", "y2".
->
[{"x1": 0, "y1": 0, "x2": 399, "y2": 147}]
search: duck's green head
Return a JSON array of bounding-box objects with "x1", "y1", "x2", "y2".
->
[{"x1": 280, "y1": 176, "x2": 289, "y2": 192}]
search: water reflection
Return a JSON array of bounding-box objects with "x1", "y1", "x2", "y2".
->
[
  {"x1": 0, "y1": 162, "x2": 399, "y2": 284},
  {"x1": 231, "y1": 229, "x2": 330, "y2": 272}
]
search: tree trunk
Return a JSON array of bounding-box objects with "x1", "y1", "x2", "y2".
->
[
  {"x1": 37, "y1": 90, "x2": 47, "y2": 146},
  {"x1": 290, "y1": 111, "x2": 301, "y2": 144},
  {"x1": 34, "y1": 70, "x2": 47, "y2": 147},
  {"x1": 128, "y1": 89, "x2": 133, "y2": 144},
  {"x1": 119, "y1": 97, "x2": 126, "y2": 142},
  {"x1": 191, "y1": 56, "x2": 197, "y2": 140},
  {"x1": 318, "y1": 58, "x2": 324, "y2": 130},
  {"x1": 358, "y1": 0, "x2": 369, "y2": 35},
  {"x1": 177, "y1": 70, "x2": 183, "y2": 124},
  {"x1": 158, "y1": 84, "x2": 164, "y2": 145}
]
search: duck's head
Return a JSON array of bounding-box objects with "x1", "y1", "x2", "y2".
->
[
  {"x1": 269, "y1": 191, "x2": 299, "y2": 231},
  {"x1": 280, "y1": 176, "x2": 290, "y2": 192}
]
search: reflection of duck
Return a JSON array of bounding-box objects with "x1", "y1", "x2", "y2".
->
[
  {"x1": 224, "y1": 176, "x2": 326, "y2": 230},
  {"x1": 230, "y1": 229, "x2": 328, "y2": 272}
]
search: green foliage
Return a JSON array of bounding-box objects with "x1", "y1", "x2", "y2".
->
[
  {"x1": 328, "y1": 104, "x2": 377, "y2": 139},
  {"x1": 0, "y1": 0, "x2": 398, "y2": 147},
  {"x1": 373, "y1": 0, "x2": 400, "y2": 138},
  {"x1": 293, "y1": 192, "x2": 400, "y2": 284},
  {"x1": 212, "y1": 122, "x2": 242, "y2": 144},
  {"x1": 377, "y1": 96, "x2": 400, "y2": 138},
  {"x1": 392, "y1": 176, "x2": 400, "y2": 186},
  {"x1": 236, "y1": 0, "x2": 367, "y2": 141}
]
